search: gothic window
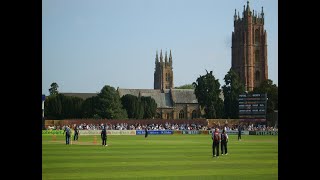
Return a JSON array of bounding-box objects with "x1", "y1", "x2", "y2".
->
[
  {"x1": 166, "y1": 73, "x2": 168, "y2": 81},
  {"x1": 168, "y1": 73, "x2": 170, "y2": 81},
  {"x1": 179, "y1": 110, "x2": 184, "y2": 119},
  {"x1": 192, "y1": 110, "x2": 197, "y2": 119},
  {"x1": 255, "y1": 29, "x2": 260, "y2": 44},
  {"x1": 255, "y1": 71, "x2": 260, "y2": 81},
  {"x1": 255, "y1": 50, "x2": 260, "y2": 62}
]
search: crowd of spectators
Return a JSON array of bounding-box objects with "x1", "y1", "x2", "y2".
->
[{"x1": 46, "y1": 122, "x2": 277, "y2": 132}]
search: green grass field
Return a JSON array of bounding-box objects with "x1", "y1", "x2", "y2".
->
[{"x1": 42, "y1": 134, "x2": 278, "y2": 180}]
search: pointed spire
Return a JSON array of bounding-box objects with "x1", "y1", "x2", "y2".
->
[
  {"x1": 243, "y1": 5, "x2": 245, "y2": 17},
  {"x1": 160, "y1": 49, "x2": 163, "y2": 62},
  {"x1": 165, "y1": 50, "x2": 168, "y2": 63},
  {"x1": 238, "y1": 11, "x2": 240, "y2": 19},
  {"x1": 246, "y1": 1, "x2": 250, "y2": 12},
  {"x1": 155, "y1": 50, "x2": 159, "y2": 63},
  {"x1": 234, "y1": 9, "x2": 237, "y2": 21},
  {"x1": 169, "y1": 49, "x2": 172, "y2": 63},
  {"x1": 261, "y1": 6, "x2": 264, "y2": 24}
]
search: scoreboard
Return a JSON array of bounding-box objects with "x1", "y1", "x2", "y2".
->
[{"x1": 238, "y1": 93, "x2": 267, "y2": 122}]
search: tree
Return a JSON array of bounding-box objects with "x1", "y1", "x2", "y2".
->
[
  {"x1": 96, "y1": 85, "x2": 128, "y2": 119},
  {"x1": 49, "y1": 82, "x2": 59, "y2": 95},
  {"x1": 135, "y1": 97, "x2": 144, "y2": 119},
  {"x1": 253, "y1": 79, "x2": 278, "y2": 113},
  {"x1": 121, "y1": 95, "x2": 156, "y2": 119},
  {"x1": 193, "y1": 70, "x2": 224, "y2": 119},
  {"x1": 121, "y1": 94, "x2": 143, "y2": 119},
  {"x1": 44, "y1": 94, "x2": 62, "y2": 119},
  {"x1": 44, "y1": 94, "x2": 84, "y2": 119},
  {"x1": 141, "y1": 96, "x2": 157, "y2": 119},
  {"x1": 60, "y1": 95, "x2": 84, "y2": 118},
  {"x1": 175, "y1": 84, "x2": 194, "y2": 89},
  {"x1": 81, "y1": 96, "x2": 99, "y2": 118},
  {"x1": 253, "y1": 79, "x2": 278, "y2": 126},
  {"x1": 222, "y1": 68, "x2": 245, "y2": 118}
]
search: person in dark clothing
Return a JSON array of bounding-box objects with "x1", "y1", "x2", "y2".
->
[
  {"x1": 101, "y1": 125, "x2": 107, "y2": 146},
  {"x1": 238, "y1": 125, "x2": 242, "y2": 141},
  {"x1": 212, "y1": 128, "x2": 221, "y2": 158},
  {"x1": 63, "y1": 126, "x2": 71, "y2": 145},
  {"x1": 145, "y1": 127, "x2": 148, "y2": 138},
  {"x1": 73, "y1": 125, "x2": 79, "y2": 141},
  {"x1": 221, "y1": 129, "x2": 228, "y2": 155}
]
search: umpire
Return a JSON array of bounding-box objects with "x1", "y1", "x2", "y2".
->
[
  {"x1": 101, "y1": 125, "x2": 107, "y2": 146},
  {"x1": 212, "y1": 128, "x2": 221, "y2": 158}
]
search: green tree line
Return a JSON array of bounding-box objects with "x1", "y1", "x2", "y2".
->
[
  {"x1": 45, "y1": 69, "x2": 278, "y2": 126},
  {"x1": 44, "y1": 83, "x2": 157, "y2": 120}
]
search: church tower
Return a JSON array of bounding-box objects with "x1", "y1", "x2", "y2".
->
[
  {"x1": 231, "y1": 1, "x2": 268, "y2": 91},
  {"x1": 154, "y1": 50, "x2": 174, "y2": 90}
]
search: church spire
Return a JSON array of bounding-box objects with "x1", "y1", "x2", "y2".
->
[{"x1": 234, "y1": 9, "x2": 237, "y2": 21}]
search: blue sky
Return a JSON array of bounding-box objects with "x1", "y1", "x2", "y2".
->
[{"x1": 42, "y1": 0, "x2": 278, "y2": 95}]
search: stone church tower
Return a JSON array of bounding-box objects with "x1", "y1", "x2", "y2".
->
[
  {"x1": 231, "y1": 1, "x2": 268, "y2": 91},
  {"x1": 154, "y1": 50, "x2": 174, "y2": 90}
]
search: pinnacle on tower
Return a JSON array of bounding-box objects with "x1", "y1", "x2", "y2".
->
[
  {"x1": 169, "y1": 49, "x2": 172, "y2": 63},
  {"x1": 155, "y1": 50, "x2": 159, "y2": 63},
  {"x1": 160, "y1": 49, "x2": 163, "y2": 62},
  {"x1": 234, "y1": 9, "x2": 237, "y2": 21},
  {"x1": 261, "y1": 6, "x2": 264, "y2": 17},
  {"x1": 165, "y1": 50, "x2": 168, "y2": 63},
  {"x1": 245, "y1": 1, "x2": 251, "y2": 17}
]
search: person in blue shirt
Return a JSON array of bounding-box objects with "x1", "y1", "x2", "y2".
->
[
  {"x1": 63, "y1": 125, "x2": 71, "y2": 145},
  {"x1": 238, "y1": 124, "x2": 242, "y2": 141}
]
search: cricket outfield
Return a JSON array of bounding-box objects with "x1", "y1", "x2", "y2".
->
[{"x1": 42, "y1": 134, "x2": 278, "y2": 179}]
